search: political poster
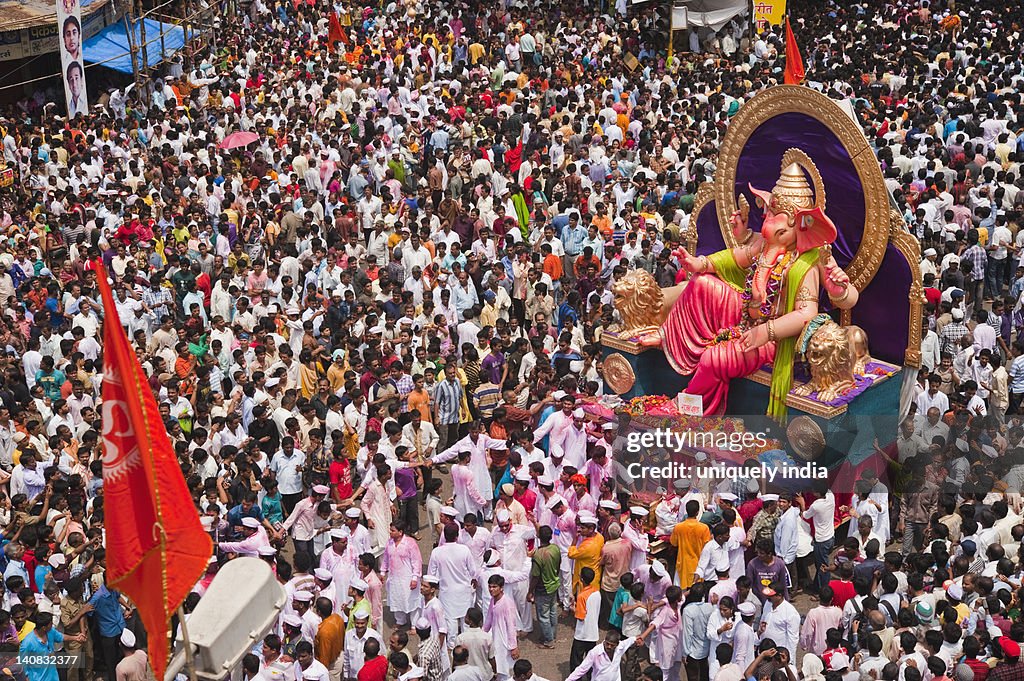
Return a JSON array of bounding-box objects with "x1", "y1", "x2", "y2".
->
[{"x1": 56, "y1": 0, "x2": 87, "y2": 117}]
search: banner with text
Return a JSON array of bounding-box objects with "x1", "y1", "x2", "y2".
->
[
  {"x1": 56, "y1": 0, "x2": 87, "y2": 117},
  {"x1": 753, "y1": 0, "x2": 786, "y2": 32}
]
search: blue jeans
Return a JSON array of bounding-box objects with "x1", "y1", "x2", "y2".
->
[
  {"x1": 535, "y1": 590, "x2": 558, "y2": 644},
  {"x1": 812, "y1": 537, "x2": 834, "y2": 592},
  {"x1": 987, "y1": 258, "x2": 1007, "y2": 299}
]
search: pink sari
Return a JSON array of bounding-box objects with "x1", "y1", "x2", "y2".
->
[{"x1": 660, "y1": 274, "x2": 775, "y2": 415}]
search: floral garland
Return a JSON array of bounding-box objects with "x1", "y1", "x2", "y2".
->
[
  {"x1": 625, "y1": 395, "x2": 678, "y2": 416},
  {"x1": 706, "y1": 251, "x2": 794, "y2": 346},
  {"x1": 623, "y1": 408, "x2": 783, "y2": 456}
]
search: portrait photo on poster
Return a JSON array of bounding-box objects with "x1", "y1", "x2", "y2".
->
[
  {"x1": 65, "y1": 61, "x2": 84, "y2": 118},
  {"x1": 62, "y1": 15, "x2": 82, "y2": 62}
]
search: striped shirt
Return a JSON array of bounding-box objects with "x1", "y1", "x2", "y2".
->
[
  {"x1": 562, "y1": 223, "x2": 588, "y2": 256},
  {"x1": 1010, "y1": 355, "x2": 1024, "y2": 393},
  {"x1": 143, "y1": 286, "x2": 174, "y2": 313},
  {"x1": 961, "y1": 244, "x2": 987, "y2": 281},
  {"x1": 434, "y1": 378, "x2": 463, "y2": 425},
  {"x1": 473, "y1": 382, "x2": 502, "y2": 420},
  {"x1": 939, "y1": 321, "x2": 969, "y2": 355}
]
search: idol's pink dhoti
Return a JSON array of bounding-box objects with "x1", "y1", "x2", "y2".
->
[{"x1": 660, "y1": 275, "x2": 775, "y2": 414}]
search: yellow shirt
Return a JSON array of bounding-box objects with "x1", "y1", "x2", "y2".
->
[
  {"x1": 480, "y1": 302, "x2": 498, "y2": 328},
  {"x1": 17, "y1": 621, "x2": 35, "y2": 642},
  {"x1": 567, "y1": 534, "x2": 604, "y2": 595},
  {"x1": 468, "y1": 43, "x2": 486, "y2": 64},
  {"x1": 327, "y1": 363, "x2": 348, "y2": 392}
]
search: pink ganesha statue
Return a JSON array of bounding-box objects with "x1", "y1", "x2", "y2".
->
[{"x1": 635, "y1": 153, "x2": 860, "y2": 420}]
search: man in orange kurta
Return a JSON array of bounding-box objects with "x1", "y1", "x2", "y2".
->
[
  {"x1": 670, "y1": 499, "x2": 710, "y2": 589},
  {"x1": 314, "y1": 600, "x2": 345, "y2": 671},
  {"x1": 567, "y1": 513, "x2": 605, "y2": 595}
]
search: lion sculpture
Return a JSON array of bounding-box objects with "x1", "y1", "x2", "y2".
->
[
  {"x1": 792, "y1": 318, "x2": 858, "y2": 403},
  {"x1": 610, "y1": 269, "x2": 664, "y2": 338},
  {"x1": 847, "y1": 325, "x2": 872, "y2": 375}
]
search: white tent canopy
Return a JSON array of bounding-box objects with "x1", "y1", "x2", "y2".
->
[{"x1": 678, "y1": 0, "x2": 748, "y2": 31}]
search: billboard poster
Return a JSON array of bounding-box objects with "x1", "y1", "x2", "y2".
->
[
  {"x1": 752, "y1": 0, "x2": 786, "y2": 32},
  {"x1": 56, "y1": 0, "x2": 87, "y2": 117}
]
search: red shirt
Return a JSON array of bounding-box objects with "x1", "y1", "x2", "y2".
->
[
  {"x1": 822, "y1": 647, "x2": 849, "y2": 671},
  {"x1": 329, "y1": 459, "x2": 353, "y2": 501},
  {"x1": 828, "y1": 578, "x2": 856, "y2": 610},
  {"x1": 965, "y1": 658, "x2": 989, "y2": 681},
  {"x1": 356, "y1": 655, "x2": 387, "y2": 681},
  {"x1": 23, "y1": 549, "x2": 39, "y2": 591},
  {"x1": 514, "y1": 489, "x2": 538, "y2": 520}
]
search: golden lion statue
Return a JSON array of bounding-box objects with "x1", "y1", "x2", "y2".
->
[
  {"x1": 847, "y1": 325, "x2": 872, "y2": 375},
  {"x1": 792, "y1": 317, "x2": 858, "y2": 403},
  {"x1": 610, "y1": 270, "x2": 664, "y2": 338}
]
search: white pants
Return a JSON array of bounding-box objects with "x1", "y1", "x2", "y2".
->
[
  {"x1": 558, "y1": 555, "x2": 574, "y2": 610},
  {"x1": 508, "y1": 579, "x2": 533, "y2": 633},
  {"x1": 328, "y1": 654, "x2": 343, "y2": 681},
  {"x1": 393, "y1": 609, "x2": 419, "y2": 626},
  {"x1": 444, "y1": 615, "x2": 464, "y2": 648}
]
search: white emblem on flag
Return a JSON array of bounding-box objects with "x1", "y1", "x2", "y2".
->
[{"x1": 101, "y1": 368, "x2": 143, "y2": 483}]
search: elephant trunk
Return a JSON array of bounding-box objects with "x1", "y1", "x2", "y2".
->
[{"x1": 750, "y1": 245, "x2": 787, "y2": 308}]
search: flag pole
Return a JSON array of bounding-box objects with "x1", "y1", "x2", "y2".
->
[{"x1": 177, "y1": 606, "x2": 200, "y2": 681}]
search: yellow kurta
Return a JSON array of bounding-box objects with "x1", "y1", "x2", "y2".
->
[
  {"x1": 568, "y1": 534, "x2": 605, "y2": 595},
  {"x1": 670, "y1": 518, "x2": 710, "y2": 589}
]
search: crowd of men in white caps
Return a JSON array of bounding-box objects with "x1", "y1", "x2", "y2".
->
[{"x1": 1, "y1": 0, "x2": 1024, "y2": 677}]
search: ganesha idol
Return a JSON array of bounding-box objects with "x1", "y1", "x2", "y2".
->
[{"x1": 631, "y1": 152, "x2": 859, "y2": 420}]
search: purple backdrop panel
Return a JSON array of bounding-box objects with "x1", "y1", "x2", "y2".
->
[
  {"x1": 849, "y1": 244, "x2": 912, "y2": 364},
  {"x1": 695, "y1": 199, "x2": 727, "y2": 257}
]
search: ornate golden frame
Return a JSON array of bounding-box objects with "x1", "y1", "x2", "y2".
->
[
  {"x1": 685, "y1": 181, "x2": 715, "y2": 253},
  {"x1": 889, "y1": 209, "x2": 925, "y2": 368},
  {"x1": 714, "y1": 86, "x2": 889, "y2": 293}
]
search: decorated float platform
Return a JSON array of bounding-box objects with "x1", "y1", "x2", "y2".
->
[{"x1": 600, "y1": 85, "x2": 923, "y2": 471}]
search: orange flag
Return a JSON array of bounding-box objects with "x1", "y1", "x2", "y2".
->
[
  {"x1": 784, "y1": 17, "x2": 805, "y2": 85},
  {"x1": 95, "y1": 259, "x2": 212, "y2": 681},
  {"x1": 328, "y1": 11, "x2": 349, "y2": 50}
]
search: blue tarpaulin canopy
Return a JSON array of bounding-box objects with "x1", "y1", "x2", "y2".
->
[{"x1": 83, "y1": 18, "x2": 192, "y2": 74}]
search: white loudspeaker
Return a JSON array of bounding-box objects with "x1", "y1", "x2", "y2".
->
[{"x1": 165, "y1": 558, "x2": 287, "y2": 681}]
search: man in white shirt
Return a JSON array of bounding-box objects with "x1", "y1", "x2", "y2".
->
[
  {"x1": 915, "y1": 374, "x2": 950, "y2": 415},
  {"x1": 915, "y1": 407, "x2": 950, "y2": 446},
  {"x1": 71, "y1": 298, "x2": 100, "y2": 337},
  {"x1": 402, "y1": 233, "x2": 432, "y2": 272},
  {"x1": 759, "y1": 584, "x2": 801, "y2": 659},
  {"x1": 798, "y1": 488, "x2": 835, "y2": 594},
  {"x1": 342, "y1": 612, "x2": 383, "y2": 679},
  {"x1": 988, "y1": 218, "x2": 1012, "y2": 298},
  {"x1": 269, "y1": 437, "x2": 307, "y2": 510},
  {"x1": 428, "y1": 525, "x2": 479, "y2": 647},
  {"x1": 565, "y1": 630, "x2": 638, "y2": 681},
  {"x1": 292, "y1": 642, "x2": 329, "y2": 681},
  {"x1": 695, "y1": 524, "x2": 736, "y2": 583}
]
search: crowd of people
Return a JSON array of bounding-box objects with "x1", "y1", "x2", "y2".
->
[{"x1": 0, "y1": 0, "x2": 1023, "y2": 679}]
